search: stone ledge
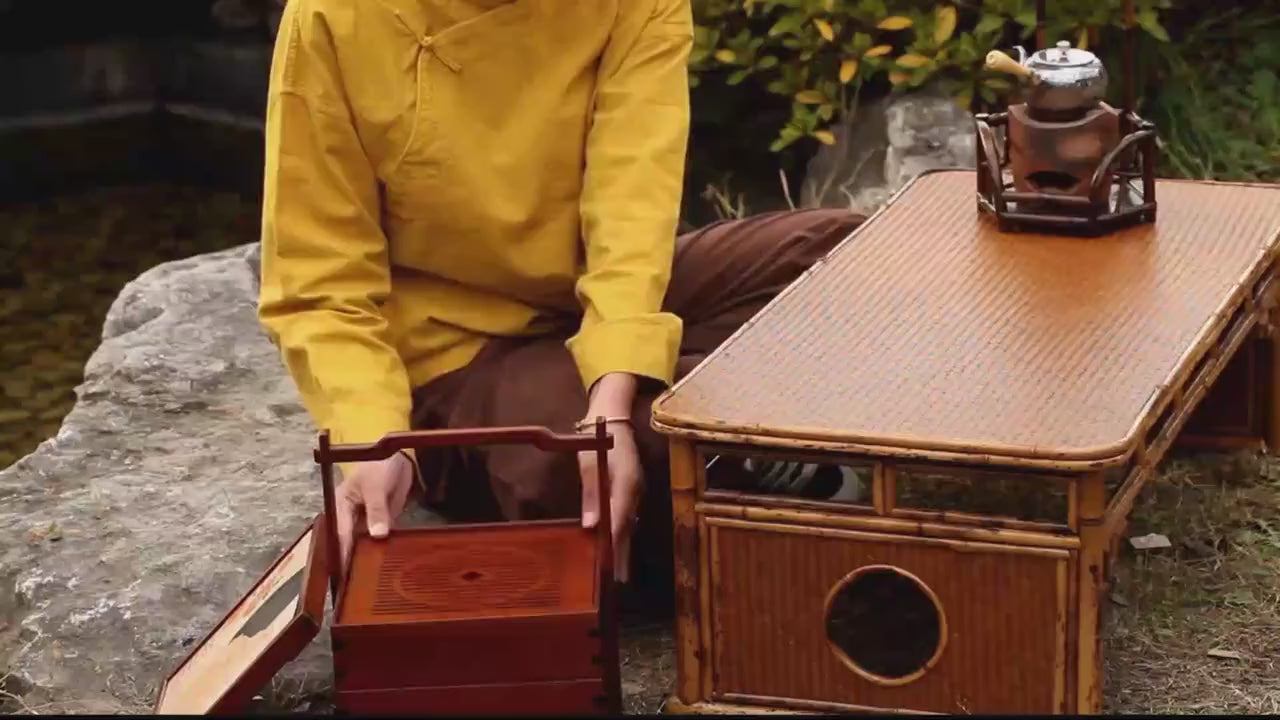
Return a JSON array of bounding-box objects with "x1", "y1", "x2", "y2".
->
[{"x1": 0, "y1": 244, "x2": 330, "y2": 713}]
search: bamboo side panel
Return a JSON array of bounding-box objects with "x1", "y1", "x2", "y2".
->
[{"x1": 706, "y1": 519, "x2": 1068, "y2": 714}]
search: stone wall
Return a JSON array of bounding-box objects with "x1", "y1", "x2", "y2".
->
[{"x1": 0, "y1": 0, "x2": 278, "y2": 197}]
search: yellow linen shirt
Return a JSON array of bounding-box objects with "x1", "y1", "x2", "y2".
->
[{"x1": 258, "y1": 0, "x2": 692, "y2": 447}]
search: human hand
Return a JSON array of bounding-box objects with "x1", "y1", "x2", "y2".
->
[
  {"x1": 579, "y1": 373, "x2": 644, "y2": 583},
  {"x1": 334, "y1": 451, "x2": 415, "y2": 574}
]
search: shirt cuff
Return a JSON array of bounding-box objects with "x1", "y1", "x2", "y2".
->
[
  {"x1": 328, "y1": 403, "x2": 411, "y2": 482},
  {"x1": 566, "y1": 313, "x2": 683, "y2": 392}
]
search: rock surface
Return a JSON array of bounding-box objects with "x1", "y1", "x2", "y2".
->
[
  {"x1": 0, "y1": 244, "x2": 347, "y2": 713},
  {"x1": 800, "y1": 88, "x2": 976, "y2": 214}
]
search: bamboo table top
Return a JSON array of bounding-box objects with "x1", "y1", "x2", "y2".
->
[{"x1": 652, "y1": 170, "x2": 1280, "y2": 468}]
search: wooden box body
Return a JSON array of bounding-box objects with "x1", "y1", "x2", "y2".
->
[
  {"x1": 331, "y1": 520, "x2": 611, "y2": 715},
  {"x1": 154, "y1": 424, "x2": 620, "y2": 716}
]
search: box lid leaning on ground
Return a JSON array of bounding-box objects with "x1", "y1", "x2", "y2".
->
[
  {"x1": 652, "y1": 170, "x2": 1280, "y2": 470},
  {"x1": 153, "y1": 516, "x2": 329, "y2": 715}
]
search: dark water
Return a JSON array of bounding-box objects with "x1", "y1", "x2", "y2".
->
[{"x1": 0, "y1": 186, "x2": 260, "y2": 468}]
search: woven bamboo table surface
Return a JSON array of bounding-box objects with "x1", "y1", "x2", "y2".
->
[{"x1": 653, "y1": 170, "x2": 1280, "y2": 464}]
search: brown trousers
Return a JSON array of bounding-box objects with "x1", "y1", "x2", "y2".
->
[{"x1": 408, "y1": 208, "x2": 865, "y2": 586}]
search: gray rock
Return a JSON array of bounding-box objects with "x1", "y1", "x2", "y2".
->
[
  {"x1": 801, "y1": 88, "x2": 976, "y2": 214},
  {"x1": 0, "y1": 245, "x2": 440, "y2": 713}
]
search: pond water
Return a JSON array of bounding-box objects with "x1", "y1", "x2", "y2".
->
[{"x1": 0, "y1": 186, "x2": 261, "y2": 468}]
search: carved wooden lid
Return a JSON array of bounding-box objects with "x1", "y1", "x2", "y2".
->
[
  {"x1": 337, "y1": 521, "x2": 599, "y2": 625},
  {"x1": 653, "y1": 170, "x2": 1280, "y2": 468}
]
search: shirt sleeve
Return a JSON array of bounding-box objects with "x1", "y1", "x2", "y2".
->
[
  {"x1": 257, "y1": 2, "x2": 415, "y2": 462},
  {"x1": 568, "y1": 0, "x2": 694, "y2": 392}
]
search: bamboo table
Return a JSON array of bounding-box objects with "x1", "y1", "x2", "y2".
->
[{"x1": 651, "y1": 170, "x2": 1280, "y2": 715}]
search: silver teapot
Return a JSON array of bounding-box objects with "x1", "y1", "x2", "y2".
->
[{"x1": 986, "y1": 40, "x2": 1109, "y2": 115}]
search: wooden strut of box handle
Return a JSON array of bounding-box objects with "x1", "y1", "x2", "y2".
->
[{"x1": 312, "y1": 421, "x2": 620, "y2": 707}]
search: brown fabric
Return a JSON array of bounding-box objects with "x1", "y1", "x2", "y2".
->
[{"x1": 408, "y1": 208, "x2": 866, "y2": 562}]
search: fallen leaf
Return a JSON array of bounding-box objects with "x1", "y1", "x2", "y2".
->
[
  {"x1": 1207, "y1": 648, "x2": 1246, "y2": 661},
  {"x1": 47, "y1": 521, "x2": 63, "y2": 542},
  {"x1": 1181, "y1": 536, "x2": 1218, "y2": 557},
  {"x1": 1129, "y1": 533, "x2": 1171, "y2": 550}
]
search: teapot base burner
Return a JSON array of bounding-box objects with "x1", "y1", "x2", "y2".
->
[{"x1": 974, "y1": 103, "x2": 1158, "y2": 237}]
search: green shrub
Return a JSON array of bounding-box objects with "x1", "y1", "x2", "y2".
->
[{"x1": 690, "y1": 0, "x2": 1172, "y2": 152}]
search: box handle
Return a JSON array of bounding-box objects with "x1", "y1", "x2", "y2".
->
[{"x1": 313, "y1": 420, "x2": 617, "y2": 605}]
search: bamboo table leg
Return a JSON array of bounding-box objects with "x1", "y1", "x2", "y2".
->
[
  {"x1": 669, "y1": 439, "x2": 706, "y2": 707},
  {"x1": 1075, "y1": 473, "x2": 1107, "y2": 714},
  {"x1": 1266, "y1": 325, "x2": 1280, "y2": 454}
]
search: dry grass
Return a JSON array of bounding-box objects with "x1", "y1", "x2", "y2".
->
[{"x1": 1104, "y1": 450, "x2": 1280, "y2": 714}]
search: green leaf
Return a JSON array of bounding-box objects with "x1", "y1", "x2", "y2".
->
[
  {"x1": 973, "y1": 14, "x2": 1007, "y2": 37},
  {"x1": 770, "y1": 126, "x2": 804, "y2": 152},
  {"x1": 727, "y1": 68, "x2": 752, "y2": 85},
  {"x1": 1136, "y1": 9, "x2": 1170, "y2": 42},
  {"x1": 768, "y1": 14, "x2": 805, "y2": 37}
]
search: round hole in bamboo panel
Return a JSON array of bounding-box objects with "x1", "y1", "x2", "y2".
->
[{"x1": 823, "y1": 565, "x2": 947, "y2": 687}]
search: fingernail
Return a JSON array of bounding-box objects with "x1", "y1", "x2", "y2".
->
[
  {"x1": 582, "y1": 511, "x2": 598, "y2": 528},
  {"x1": 369, "y1": 522, "x2": 389, "y2": 537}
]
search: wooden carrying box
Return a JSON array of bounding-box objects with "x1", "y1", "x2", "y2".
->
[
  {"x1": 651, "y1": 170, "x2": 1280, "y2": 715},
  {"x1": 154, "y1": 422, "x2": 622, "y2": 716}
]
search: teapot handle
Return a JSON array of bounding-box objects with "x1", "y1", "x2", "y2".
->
[{"x1": 985, "y1": 50, "x2": 1034, "y2": 80}]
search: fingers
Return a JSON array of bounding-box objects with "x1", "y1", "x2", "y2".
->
[
  {"x1": 579, "y1": 453, "x2": 600, "y2": 529},
  {"x1": 610, "y1": 489, "x2": 638, "y2": 584},
  {"x1": 388, "y1": 466, "x2": 414, "y2": 530},
  {"x1": 334, "y1": 485, "x2": 358, "y2": 575},
  {"x1": 364, "y1": 483, "x2": 392, "y2": 539},
  {"x1": 614, "y1": 532, "x2": 633, "y2": 584}
]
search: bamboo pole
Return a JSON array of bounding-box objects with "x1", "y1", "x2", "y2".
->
[
  {"x1": 1035, "y1": 0, "x2": 1046, "y2": 50},
  {"x1": 698, "y1": 502, "x2": 1080, "y2": 550},
  {"x1": 1123, "y1": 0, "x2": 1136, "y2": 112},
  {"x1": 706, "y1": 515, "x2": 1073, "y2": 559},
  {"x1": 1075, "y1": 473, "x2": 1107, "y2": 713},
  {"x1": 668, "y1": 439, "x2": 705, "y2": 704}
]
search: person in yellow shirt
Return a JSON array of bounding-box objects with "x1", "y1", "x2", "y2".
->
[{"x1": 258, "y1": 0, "x2": 865, "y2": 602}]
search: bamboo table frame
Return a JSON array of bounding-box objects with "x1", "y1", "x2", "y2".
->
[{"x1": 651, "y1": 170, "x2": 1280, "y2": 715}]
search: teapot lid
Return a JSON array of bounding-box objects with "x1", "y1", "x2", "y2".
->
[{"x1": 1028, "y1": 40, "x2": 1101, "y2": 69}]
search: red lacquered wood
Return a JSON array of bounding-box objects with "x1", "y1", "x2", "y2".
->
[
  {"x1": 314, "y1": 425, "x2": 612, "y2": 465},
  {"x1": 332, "y1": 612, "x2": 600, "y2": 691},
  {"x1": 316, "y1": 421, "x2": 623, "y2": 716},
  {"x1": 337, "y1": 520, "x2": 600, "y2": 624},
  {"x1": 335, "y1": 679, "x2": 607, "y2": 716}
]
